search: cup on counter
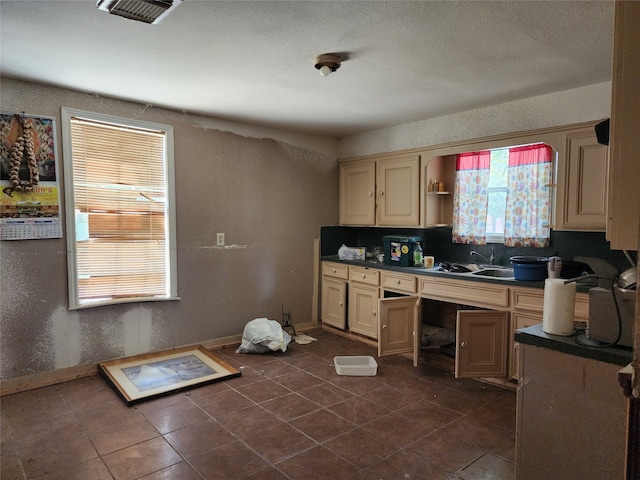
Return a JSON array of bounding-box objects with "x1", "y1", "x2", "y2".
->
[{"x1": 423, "y1": 256, "x2": 435, "y2": 268}]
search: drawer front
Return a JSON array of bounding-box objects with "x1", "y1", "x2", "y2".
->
[
  {"x1": 512, "y1": 287, "x2": 589, "y2": 320},
  {"x1": 322, "y1": 262, "x2": 349, "y2": 280},
  {"x1": 575, "y1": 292, "x2": 589, "y2": 320},
  {"x1": 511, "y1": 288, "x2": 544, "y2": 313},
  {"x1": 349, "y1": 267, "x2": 380, "y2": 286},
  {"x1": 380, "y1": 272, "x2": 417, "y2": 293},
  {"x1": 419, "y1": 276, "x2": 509, "y2": 307},
  {"x1": 514, "y1": 311, "x2": 543, "y2": 330}
]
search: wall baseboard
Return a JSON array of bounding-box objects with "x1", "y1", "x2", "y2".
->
[{"x1": 1, "y1": 323, "x2": 319, "y2": 396}]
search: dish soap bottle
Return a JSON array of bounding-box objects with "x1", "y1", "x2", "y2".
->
[{"x1": 413, "y1": 242, "x2": 423, "y2": 267}]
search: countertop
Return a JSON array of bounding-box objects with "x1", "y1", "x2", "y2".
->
[
  {"x1": 322, "y1": 255, "x2": 596, "y2": 292},
  {"x1": 514, "y1": 324, "x2": 633, "y2": 366}
]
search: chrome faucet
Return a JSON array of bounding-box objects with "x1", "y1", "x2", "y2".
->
[{"x1": 470, "y1": 247, "x2": 495, "y2": 265}]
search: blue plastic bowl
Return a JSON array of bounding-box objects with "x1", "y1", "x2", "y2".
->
[{"x1": 510, "y1": 262, "x2": 547, "y2": 281}]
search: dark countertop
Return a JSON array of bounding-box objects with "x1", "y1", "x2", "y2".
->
[
  {"x1": 515, "y1": 324, "x2": 633, "y2": 366},
  {"x1": 322, "y1": 255, "x2": 595, "y2": 292}
]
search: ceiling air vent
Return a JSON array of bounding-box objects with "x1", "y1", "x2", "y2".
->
[{"x1": 96, "y1": 0, "x2": 181, "y2": 25}]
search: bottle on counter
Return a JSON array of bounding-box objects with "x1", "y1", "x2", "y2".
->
[{"x1": 413, "y1": 242, "x2": 423, "y2": 267}]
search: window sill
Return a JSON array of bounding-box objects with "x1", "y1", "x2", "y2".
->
[{"x1": 69, "y1": 296, "x2": 181, "y2": 311}]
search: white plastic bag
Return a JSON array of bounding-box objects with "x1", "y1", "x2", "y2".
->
[
  {"x1": 236, "y1": 318, "x2": 292, "y2": 354},
  {"x1": 338, "y1": 244, "x2": 366, "y2": 261}
]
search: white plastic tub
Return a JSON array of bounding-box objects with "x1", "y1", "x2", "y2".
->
[{"x1": 333, "y1": 356, "x2": 378, "y2": 376}]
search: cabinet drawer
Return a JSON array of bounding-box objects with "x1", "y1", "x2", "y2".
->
[
  {"x1": 419, "y1": 276, "x2": 509, "y2": 308},
  {"x1": 511, "y1": 288, "x2": 544, "y2": 313},
  {"x1": 514, "y1": 312, "x2": 543, "y2": 330},
  {"x1": 349, "y1": 267, "x2": 380, "y2": 286},
  {"x1": 380, "y1": 272, "x2": 417, "y2": 293},
  {"x1": 575, "y1": 292, "x2": 589, "y2": 320},
  {"x1": 322, "y1": 262, "x2": 349, "y2": 280},
  {"x1": 512, "y1": 287, "x2": 589, "y2": 320}
]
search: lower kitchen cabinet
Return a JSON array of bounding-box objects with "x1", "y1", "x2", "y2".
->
[
  {"x1": 320, "y1": 261, "x2": 589, "y2": 384},
  {"x1": 516, "y1": 343, "x2": 627, "y2": 479},
  {"x1": 510, "y1": 312, "x2": 542, "y2": 379},
  {"x1": 455, "y1": 310, "x2": 509, "y2": 378},
  {"x1": 321, "y1": 277, "x2": 347, "y2": 329},
  {"x1": 377, "y1": 295, "x2": 420, "y2": 361},
  {"x1": 321, "y1": 262, "x2": 349, "y2": 329},
  {"x1": 348, "y1": 283, "x2": 379, "y2": 339}
]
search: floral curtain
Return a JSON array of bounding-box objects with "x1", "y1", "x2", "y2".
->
[
  {"x1": 452, "y1": 150, "x2": 491, "y2": 244},
  {"x1": 504, "y1": 144, "x2": 552, "y2": 247}
]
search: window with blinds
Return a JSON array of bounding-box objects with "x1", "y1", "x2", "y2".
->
[{"x1": 61, "y1": 108, "x2": 178, "y2": 309}]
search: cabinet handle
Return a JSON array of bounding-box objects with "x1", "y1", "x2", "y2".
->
[
  {"x1": 460, "y1": 341, "x2": 468, "y2": 347},
  {"x1": 372, "y1": 311, "x2": 377, "y2": 316},
  {"x1": 396, "y1": 279, "x2": 400, "y2": 284},
  {"x1": 382, "y1": 324, "x2": 387, "y2": 330},
  {"x1": 332, "y1": 268, "x2": 336, "y2": 273},
  {"x1": 368, "y1": 192, "x2": 373, "y2": 197},
  {"x1": 361, "y1": 274, "x2": 366, "y2": 278},
  {"x1": 379, "y1": 191, "x2": 384, "y2": 196},
  {"x1": 339, "y1": 301, "x2": 343, "y2": 306}
]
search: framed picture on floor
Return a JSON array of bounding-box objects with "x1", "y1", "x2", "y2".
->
[{"x1": 98, "y1": 345, "x2": 241, "y2": 406}]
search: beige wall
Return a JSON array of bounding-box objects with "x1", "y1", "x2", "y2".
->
[
  {"x1": 339, "y1": 82, "x2": 612, "y2": 158},
  {"x1": 0, "y1": 78, "x2": 339, "y2": 383}
]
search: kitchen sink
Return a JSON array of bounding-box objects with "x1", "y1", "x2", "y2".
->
[{"x1": 472, "y1": 268, "x2": 515, "y2": 278}]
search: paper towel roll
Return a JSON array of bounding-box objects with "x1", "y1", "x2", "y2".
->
[{"x1": 542, "y1": 279, "x2": 577, "y2": 336}]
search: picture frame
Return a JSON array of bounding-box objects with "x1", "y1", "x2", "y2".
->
[{"x1": 98, "y1": 345, "x2": 241, "y2": 406}]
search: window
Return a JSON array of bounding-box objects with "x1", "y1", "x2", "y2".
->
[
  {"x1": 486, "y1": 148, "x2": 508, "y2": 243},
  {"x1": 61, "y1": 108, "x2": 178, "y2": 309},
  {"x1": 453, "y1": 143, "x2": 554, "y2": 247}
]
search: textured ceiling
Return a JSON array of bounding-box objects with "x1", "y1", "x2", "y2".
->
[{"x1": 0, "y1": 0, "x2": 614, "y2": 137}]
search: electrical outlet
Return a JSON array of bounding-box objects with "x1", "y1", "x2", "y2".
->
[{"x1": 216, "y1": 233, "x2": 225, "y2": 246}]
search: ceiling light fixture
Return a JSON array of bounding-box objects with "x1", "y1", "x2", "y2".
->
[{"x1": 314, "y1": 54, "x2": 342, "y2": 77}]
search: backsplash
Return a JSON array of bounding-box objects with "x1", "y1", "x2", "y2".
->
[{"x1": 320, "y1": 226, "x2": 633, "y2": 272}]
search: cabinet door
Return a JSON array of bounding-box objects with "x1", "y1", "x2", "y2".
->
[
  {"x1": 321, "y1": 277, "x2": 347, "y2": 330},
  {"x1": 510, "y1": 312, "x2": 542, "y2": 380},
  {"x1": 562, "y1": 132, "x2": 608, "y2": 230},
  {"x1": 377, "y1": 155, "x2": 420, "y2": 226},
  {"x1": 378, "y1": 296, "x2": 419, "y2": 357},
  {"x1": 339, "y1": 161, "x2": 376, "y2": 225},
  {"x1": 516, "y1": 344, "x2": 627, "y2": 480},
  {"x1": 348, "y1": 284, "x2": 379, "y2": 339},
  {"x1": 608, "y1": 1, "x2": 640, "y2": 250},
  {"x1": 455, "y1": 310, "x2": 509, "y2": 378}
]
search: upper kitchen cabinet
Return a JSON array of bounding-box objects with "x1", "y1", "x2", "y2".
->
[
  {"x1": 339, "y1": 160, "x2": 376, "y2": 225},
  {"x1": 339, "y1": 154, "x2": 420, "y2": 226},
  {"x1": 560, "y1": 129, "x2": 608, "y2": 231},
  {"x1": 339, "y1": 122, "x2": 610, "y2": 231},
  {"x1": 422, "y1": 154, "x2": 455, "y2": 227},
  {"x1": 607, "y1": 0, "x2": 640, "y2": 250},
  {"x1": 376, "y1": 154, "x2": 420, "y2": 226}
]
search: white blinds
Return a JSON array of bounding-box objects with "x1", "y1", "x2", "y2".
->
[{"x1": 69, "y1": 117, "x2": 169, "y2": 302}]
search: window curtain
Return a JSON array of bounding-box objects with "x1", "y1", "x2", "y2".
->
[
  {"x1": 504, "y1": 144, "x2": 552, "y2": 247},
  {"x1": 452, "y1": 150, "x2": 491, "y2": 244}
]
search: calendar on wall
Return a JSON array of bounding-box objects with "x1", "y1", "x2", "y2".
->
[{"x1": 0, "y1": 112, "x2": 62, "y2": 240}]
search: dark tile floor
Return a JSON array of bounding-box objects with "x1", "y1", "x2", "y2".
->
[{"x1": 1, "y1": 329, "x2": 516, "y2": 480}]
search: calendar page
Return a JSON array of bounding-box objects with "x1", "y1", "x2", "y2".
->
[{"x1": 0, "y1": 113, "x2": 62, "y2": 240}]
